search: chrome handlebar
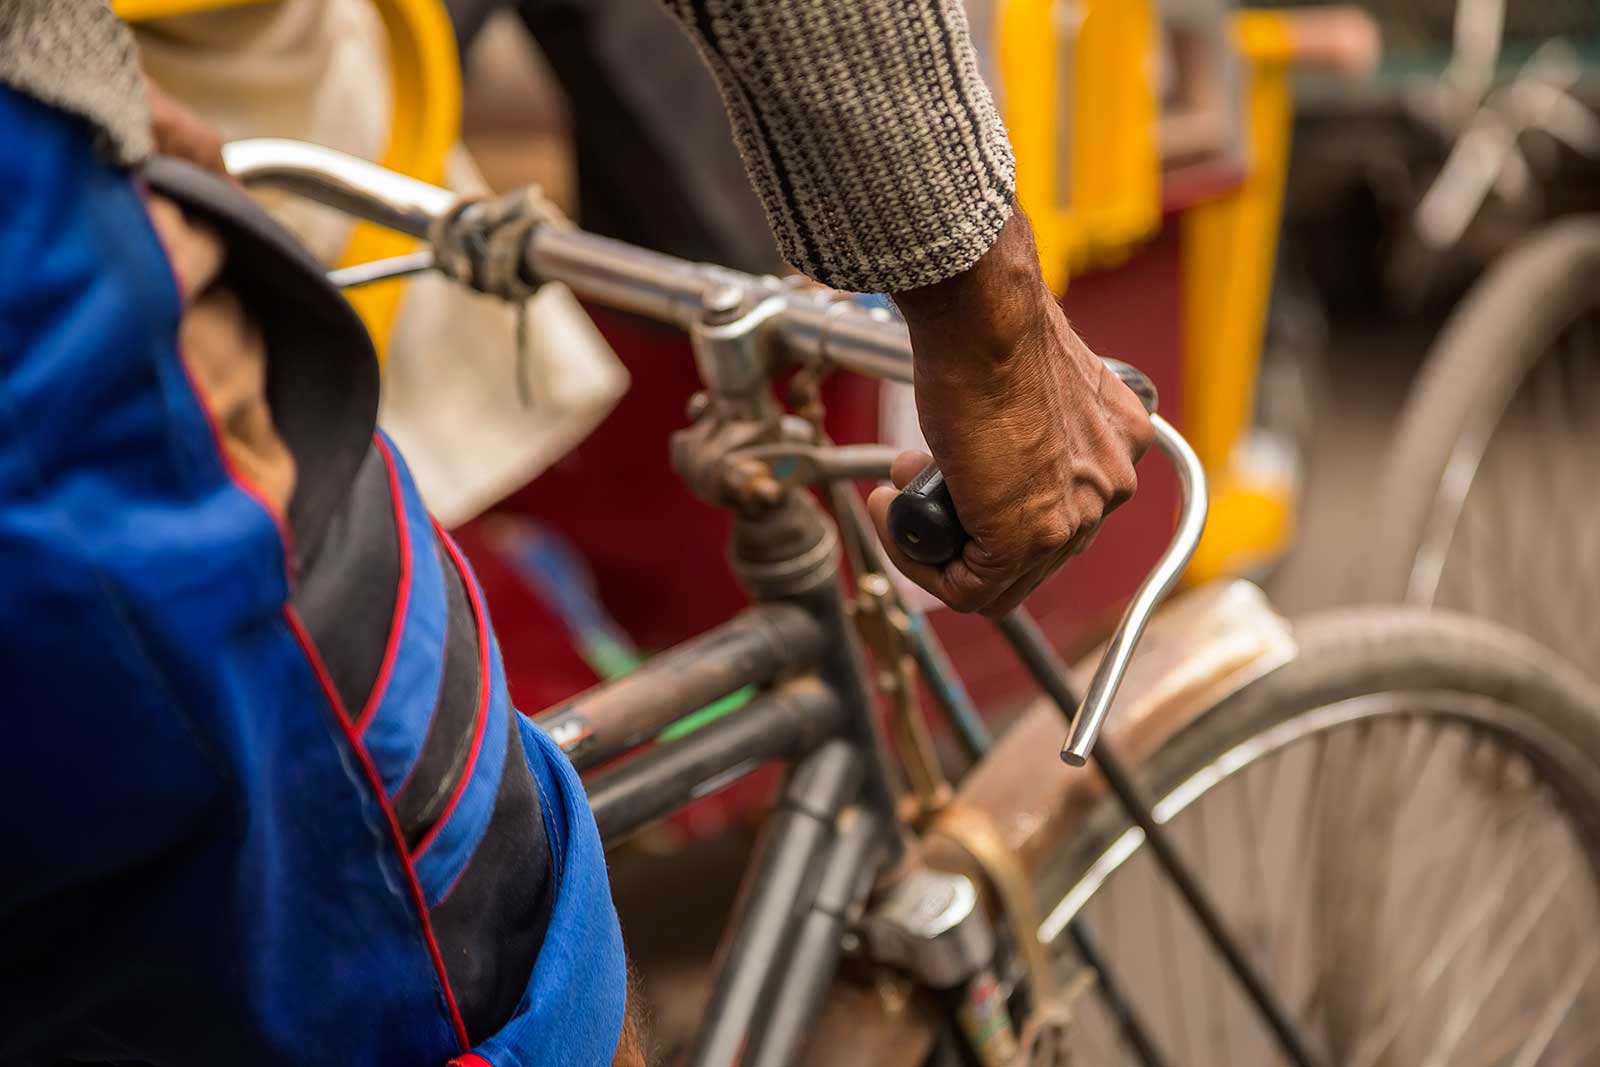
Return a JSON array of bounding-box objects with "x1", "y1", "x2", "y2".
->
[{"x1": 222, "y1": 137, "x2": 1208, "y2": 765}]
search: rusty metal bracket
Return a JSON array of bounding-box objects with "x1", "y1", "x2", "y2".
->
[
  {"x1": 854, "y1": 573, "x2": 952, "y2": 822},
  {"x1": 932, "y1": 803, "x2": 1059, "y2": 1006}
]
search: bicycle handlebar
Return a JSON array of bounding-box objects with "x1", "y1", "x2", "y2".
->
[{"x1": 221, "y1": 137, "x2": 1209, "y2": 766}]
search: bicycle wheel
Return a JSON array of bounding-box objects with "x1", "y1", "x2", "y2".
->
[
  {"x1": 1034, "y1": 608, "x2": 1600, "y2": 1067},
  {"x1": 1366, "y1": 216, "x2": 1600, "y2": 677}
]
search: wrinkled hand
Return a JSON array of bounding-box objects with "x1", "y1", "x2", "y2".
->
[
  {"x1": 146, "y1": 195, "x2": 296, "y2": 515},
  {"x1": 867, "y1": 208, "x2": 1153, "y2": 616}
]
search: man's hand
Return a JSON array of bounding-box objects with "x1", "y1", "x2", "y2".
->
[
  {"x1": 146, "y1": 195, "x2": 297, "y2": 516},
  {"x1": 867, "y1": 207, "x2": 1154, "y2": 616},
  {"x1": 145, "y1": 75, "x2": 227, "y2": 176}
]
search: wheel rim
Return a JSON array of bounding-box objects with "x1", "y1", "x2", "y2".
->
[
  {"x1": 1407, "y1": 308, "x2": 1600, "y2": 675},
  {"x1": 1041, "y1": 691, "x2": 1600, "y2": 1067}
]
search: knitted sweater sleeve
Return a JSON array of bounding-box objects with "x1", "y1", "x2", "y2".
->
[{"x1": 658, "y1": 0, "x2": 1017, "y2": 293}]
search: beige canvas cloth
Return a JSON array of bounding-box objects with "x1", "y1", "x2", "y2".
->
[{"x1": 134, "y1": 0, "x2": 627, "y2": 526}]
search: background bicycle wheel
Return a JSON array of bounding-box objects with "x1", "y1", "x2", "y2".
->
[
  {"x1": 1038, "y1": 608, "x2": 1600, "y2": 1067},
  {"x1": 1364, "y1": 216, "x2": 1600, "y2": 678}
]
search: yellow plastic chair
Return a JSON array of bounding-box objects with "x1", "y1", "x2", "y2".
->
[
  {"x1": 984, "y1": 0, "x2": 1163, "y2": 293},
  {"x1": 1178, "y1": 12, "x2": 1298, "y2": 582}
]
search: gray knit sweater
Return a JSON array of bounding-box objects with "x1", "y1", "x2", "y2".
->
[{"x1": 0, "y1": 0, "x2": 1015, "y2": 292}]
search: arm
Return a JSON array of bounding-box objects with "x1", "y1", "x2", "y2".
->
[
  {"x1": 655, "y1": 0, "x2": 1013, "y2": 293},
  {"x1": 659, "y1": 0, "x2": 1153, "y2": 614}
]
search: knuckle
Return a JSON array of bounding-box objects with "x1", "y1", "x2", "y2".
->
[
  {"x1": 943, "y1": 584, "x2": 986, "y2": 614},
  {"x1": 1132, "y1": 412, "x2": 1156, "y2": 452},
  {"x1": 947, "y1": 593, "x2": 983, "y2": 614},
  {"x1": 942, "y1": 567, "x2": 995, "y2": 615},
  {"x1": 1073, "y1": 493, "x2": 1108, "y2": 536},
  {"x1": 1034, "y1": 515, "x2": 1076, "y2": 555},
  {"x1": 1110, "y1": 464, "x2": 1138, "y2": 506}
]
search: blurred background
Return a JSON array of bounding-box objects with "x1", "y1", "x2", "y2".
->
[{"x1": 119, "y1": 0, "x2": 1600, "y2": 1056}]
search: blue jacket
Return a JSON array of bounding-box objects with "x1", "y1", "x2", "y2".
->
[{"x1": 0, "y1": 86, "x2": 625, "y2": 1066}]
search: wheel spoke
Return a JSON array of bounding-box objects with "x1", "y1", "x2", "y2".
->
[
  {"x1": 1417, "y1": 854, "x2": 1575, "y2": 1067},
  {"x1": 1054, "y1": 685, "x2": 1600, "y2": 1067},
  {"x1": 1234, "y1": 762, "x2": 1273, "y2": 949},
  {"x1": 1153, "y1": 848, "x2": 1196, "y2": 1064},
  {"x1": 1189, "y1": 799, "x2": 1233, "y2": 1066},
  {"x1": 1426, "y1": 307, "x2": 1600, "y2": 674},
  {"x1": 1347, "y1": 797, "x2": 1546, "y2": 1067},
  {"x1": 1540, "y1": 1007, "x2": 1600, "y2": 1067},
  {"x1": 1276, "y1": 733, "x2": 1332, "y2": 996},
  {"x1": 1501, "y1": 939, "x2": 1600, "y2": 1067}
]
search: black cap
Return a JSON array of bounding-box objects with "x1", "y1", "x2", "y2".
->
[{"x1": 143, "y1": 156, "x2": 380, "y2": 555}]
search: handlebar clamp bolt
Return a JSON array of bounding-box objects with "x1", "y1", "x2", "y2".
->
[{"x1": 701, "y1": 283, "x2": 747, "y2": 325}]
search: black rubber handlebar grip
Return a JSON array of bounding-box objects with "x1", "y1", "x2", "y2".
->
[
  {"x1": 887, "y1": 463, "x2": 967, "y2": 566},
  {"x1": 888, "y1": 360, "x2": 1159, "y2": 567}
]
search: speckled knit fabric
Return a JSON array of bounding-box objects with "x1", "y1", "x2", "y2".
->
[
  {"x1": 660, "y1": 0, "x2": 1016, "y2": 293},
  {"x1": 0, "y1": 0, "x2": 150, "y2": 165}
]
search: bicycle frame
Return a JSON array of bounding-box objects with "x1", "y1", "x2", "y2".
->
[{"x1": 224, "y1": 138, "x2": 1306, "y2": 1067}]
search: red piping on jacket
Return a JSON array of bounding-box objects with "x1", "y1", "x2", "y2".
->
[
  {"x1": 355, "y1": 434, "x2": 413, "y2": 735},
  {"x1": 411, "y1": 521, "x2": 493, "y2": 861},
  {"x1": 285, "y1": 609, "x2": 473, "y2": 1051}
]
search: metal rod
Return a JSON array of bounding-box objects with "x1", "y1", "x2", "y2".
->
[
  {"x1": 527, "y1": 225, "x2": 918, "y2": 383},
  {"x1": 224, "y1": 139, "x2": 919, "y2": 381},
  {"x1": 689, "y1": 741, "x2": 862, "y2": 1067},
  {"x1": 589, "y1": 677, "x2": 844, "y2": 844},
  {"x1": 827, "y1": 480, "x2": 993, "y2": 764},
  {"x1": 996, "y1": 611, "x2": 1077, "y2": 719},
  {"x1": 748, "y1": 809, "x2": 886, "y2": 1067},
  {"x1": 997, "y1": 610, "x2": 1321, "y2": 1067},
  {"x1": 234, "y1": 142, "x2": 1209, "y2": 405},
  {"x1": 527, "y1": 224, "x2": 765, "y2": 328},
  {"x1": 1094, "y1": 746, "x2": 1321, "y2": 1067},
  {"x1": 532, "y1": 603, "x2": 824, "y2": 771},
  {"x1": 1060, "y1": 415, "x2": 1208, "y2": 765},
  {"x1": 726, "y1": 486, "x2": 903, "y2": 843},
  {"x1": 327, "y1": 249, "x2": 436, "y2": 289},
  {"x1": 789, "y1": 572, "x2": 905, "y2": 841},
  {"x1": 224, "y1": 138, "x2": 454, "y2": 237},
  {"x1": 906, "y1": 611, "x2": 993, "y2": 760},
  {"x1": 769, "y1": 288, "x2": 915, "y2": 383},
  {"x1": 1067, "y1": 919, "x2": 1172, "y2": 1067}
]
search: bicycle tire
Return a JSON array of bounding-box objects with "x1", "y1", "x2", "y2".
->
[
  {"x1": 1364, "y1": 215, "x2": 1600, "y2": 675},
  {"x1": 1032, "y1": 607, "x2": 1600, "y2": 1066}
]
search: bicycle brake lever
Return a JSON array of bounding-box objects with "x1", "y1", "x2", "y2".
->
[{"x1": 739, "y1": 442, "x2": 899, "y2": 488}]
